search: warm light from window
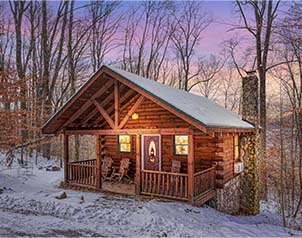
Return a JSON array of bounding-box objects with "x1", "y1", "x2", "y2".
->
[
  {"x1": 132, "y1": 113, "x2": 139, "y2": 120},
  {"x1": 119, "y1": 135, "x2": 131, "y2": 153},
  {"x1": 174, "y1": 135, "x2": 188, "y2": 155}
]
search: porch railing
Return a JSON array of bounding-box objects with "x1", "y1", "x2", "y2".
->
[
  {"x1": 193, "y1": 166, "x2": 216, "y2": 199},
  {"x1": 141, "y1": 170, "x2": 188, "y2": 201},
  {"x1": 67, "y1": 159, "x2": 96, "y2": 187}
]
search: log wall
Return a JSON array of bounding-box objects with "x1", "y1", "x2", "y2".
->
[
  {"x1": 103, "y1": 98, "x2": 191, "y2": 129},
  {"x1": 100, "y1": 94, "x2": 239, "y2": 188},
  {"x1": 100, "y1": 134, "x2": 222, "y2": 177},
  {"x1": 215, "y1": 134, "x2": 237, "y2": 188}
]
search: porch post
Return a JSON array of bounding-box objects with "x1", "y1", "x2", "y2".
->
[
  {"x1": 135, "y1": 134, "x2": 141, "y2": 194},
  {"x1": 95, "y1": 135, "x2": 102, "y2": 189},
  {"x1": 63, "y1": 133, "x2": 69, "y2": 184},
  {"x1": 188, "y1": 134, "x2": 194, "y2": 204}
]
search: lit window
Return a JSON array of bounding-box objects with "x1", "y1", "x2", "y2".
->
[
  {"x1": 234, "y1": 135, "x2": 239, "y2": 161},
  {"x1": 118, "y1": 135, "x2": 131, "y2": 153},
  {"x1": 174, "y1": 135, "x2": 188, "y2": 155}
]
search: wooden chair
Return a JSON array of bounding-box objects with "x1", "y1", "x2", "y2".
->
[
  {"x1": 110, "y1": 158, "x2": 131, "y2": 182},
  {"x1": 170, "y1": 160, "x2": 181, "y2": 196},
  {"x1": 171, "y1": 160, "x2": 181, "y2": 173},
  {"x1": 102, "y1": 156, "x2": 113, "y2": 180}
]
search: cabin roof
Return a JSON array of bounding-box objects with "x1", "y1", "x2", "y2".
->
[
  {"x1": 106, "y1": 65, "x2": 253, "y2": 130},
  {"x1": 42, "y1": 65, "x2": 254, "y2": 134}
]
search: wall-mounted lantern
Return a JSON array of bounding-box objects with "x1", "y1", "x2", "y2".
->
[{"x1": 131, "y1": 113, "x2": 139, "y2": 120}]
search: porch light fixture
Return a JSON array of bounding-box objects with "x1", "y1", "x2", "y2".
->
[{"x1": 132, "y1": 113, "x2": 139, "y2": 120}]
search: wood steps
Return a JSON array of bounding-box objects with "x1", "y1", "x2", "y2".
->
[{"x1": 193, "y1": 189, "x2": 216, "y2": 206}]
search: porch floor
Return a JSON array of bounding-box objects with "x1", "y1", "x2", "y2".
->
[{"x1": 102, "y1": 180, "x2": 135, "y2": 196}]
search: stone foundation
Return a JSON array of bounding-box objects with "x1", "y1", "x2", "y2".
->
[{"x1": 208, "y1": 175, "x2": 241, "y2": 214}]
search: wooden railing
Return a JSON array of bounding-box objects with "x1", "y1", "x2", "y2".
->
[
  {"x1": 67, "y1": 159, "x2": 96, "y2": 187},
  {"x1": 193, "y1": 166, "x2": 216, "y2": 199},
  {"x1": 141, "y1": 170, "x2": 188, "y2": 201}
]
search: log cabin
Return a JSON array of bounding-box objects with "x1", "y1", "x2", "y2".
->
[{"x1": 42, "y1": 65, "x2": 255, "y2": 208}]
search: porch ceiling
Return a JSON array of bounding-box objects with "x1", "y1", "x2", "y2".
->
[{"x1": 42, "y1": 71, "x2": 137, "y2": 134}]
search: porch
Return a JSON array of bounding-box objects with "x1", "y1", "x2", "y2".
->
[{"x1": 65, "y1": 156, "x2": 216, "y2": 204}]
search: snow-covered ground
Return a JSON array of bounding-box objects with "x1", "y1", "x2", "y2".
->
[{"x1": 0, "y1": 152, "x2": 301, "y2": 237}]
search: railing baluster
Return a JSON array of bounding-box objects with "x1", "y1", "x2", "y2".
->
[
  {"x1": 175, "y1": 175, "x2": 179, "y2": 197},
  {"x1": 139, "y1": 170, "x2": 189, "y2": 200},
  {"x1": 158, "y1": 174, "x2": 160, "y2": 194}
]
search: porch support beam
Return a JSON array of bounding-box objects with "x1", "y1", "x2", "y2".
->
[
  {"x1": 135, "y1": 134, "x2": 141, "y2": 195},
  {"x1": 118, "y1": 95, "x2": 144, "y2": 129},
  {"x1": 187, "y1": 133, "x2": 194, "y2": 204},
  {"x1": 95, "y1": 135, "x2": 102, "y2": 189},
  {"x1": 65, "y1": 128, "x2": 192, "y2": 135},
  {"x1": 114, "y1": 81, "x2": 120, "y2": 129},
  {"x1": 93, "y1": 99, "x2": 115, "y2": 129},
  {"x1": 63, "y1": 133, "x2": 69, "y2": 184},
  {"x1": 94, "y1": 89, "x2": 136, "y2": 126}
]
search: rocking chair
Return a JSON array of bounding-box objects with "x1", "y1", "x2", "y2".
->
[
  {"x1": 110, "y1": 158, "x2": 131, "y2": 182},
  {"x1": 102, "y1": 156, "x2": 113, "y2": 180},
  {"x1": 171, "y1": 160, "x2": 181, "y2": 173},
  {"x1": 170, "y1": 160, "x2": 181, "y2": 196}
]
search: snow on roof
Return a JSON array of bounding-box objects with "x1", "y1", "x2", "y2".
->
[{"x1": 105, "y1": 65, "x2": 254, "y2": 129}]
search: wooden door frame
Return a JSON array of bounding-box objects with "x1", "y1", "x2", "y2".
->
[{"x1": 141, "y1": 134, "x2": 162, "y2": 171}]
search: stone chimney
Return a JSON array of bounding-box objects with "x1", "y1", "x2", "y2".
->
[
  {"x1": 242, "y1": 70, "x2": 259, "y2": 125},
  {"x1": 239, "y1": 70, "x2": 260, "y2": 215}
]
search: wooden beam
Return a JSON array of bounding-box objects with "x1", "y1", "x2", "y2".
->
[
  {"x1": 94, "y1": 89, "x2": 137, "y2": 126},
  {"x1": 58, "y1": 80, "x2": 114, "y2": 132},
  {"x1": 187, "y1": 133, "x2": 194, "y2": 204},
  {"x1": 118, "y1": 95, "x2": 144, "y2": 129},
  {"x1": 135, "y1": 134, "x2": 141, "y2": 195},
  {"x1": 207, "y1": 128, "x2": 255, "y2": 135},
  {"x1": 81, "y1": 84, "x2": 127, "y2": 127},
  {"x1": 114, "y1": 81, "x2": 120, "y2": 129},
  {"x1": 65, "y1": 128, "x2": 191, "y2": 135},
  {"x1": 81, "y1": 93, "x2": 114, "y2": 126},
  {"x1": 103, "y1": 68, "x2": 208, "y2": 133},
  {"x1": 93, "y1": 99, "x2": 115, "y2": 129},
  {"x1": 43, "y1": 70, "x2": 107, "y2": 134},
  {"x1": 64, "y1": 134, "x2": 69, "y2": 183},
  {"x1": 95, "y1": 135, "x2": 102, "y2": 189}
]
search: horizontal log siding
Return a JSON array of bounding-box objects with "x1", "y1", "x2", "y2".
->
[
  {"x1": 193, "y1": 135, "x2": 217, "y2": 172},
  {"x1": 215, "y1": 134, "x2": 236, "y2": 187},
  {"x1": 102, "y1": 135, "x2": 137, "y2": 178},
  {"x1": 101, "y1": 136, "x2": 220, "y2": 176},
  {"x1": 115, "y1": 98, "x2": 191, "y2": 129}
]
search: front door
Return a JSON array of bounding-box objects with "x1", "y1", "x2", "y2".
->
[{"x1": 142, "y1": 135, "x2": 161, "y2": 171}]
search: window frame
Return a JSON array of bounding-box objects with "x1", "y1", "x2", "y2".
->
[
  {"x1": 173, "y1": 135, "x2": 189, "y2": 156},
  {"x1": 118, "y1": 134, "x2": 131, "y2": 153}
]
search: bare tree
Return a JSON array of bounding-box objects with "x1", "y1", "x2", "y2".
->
[
  {"x1": 170, "y1": 1, "x2": 212, "y2": 91},
  {"x1": 219, "y1": 65, "x2": 242, "y2": 113},
  {"x1": 189, "y1": 55, "x2": 224, "y2": 94},
  {"x1": 121, "y1": 1, "x2": 173, "y2": 81},
  {"x1": 232, "y1": 0, "x2": 281, "y2": 198},
  {"x1": 89, "y1": 0, "x2": 120, "y2": 72}
]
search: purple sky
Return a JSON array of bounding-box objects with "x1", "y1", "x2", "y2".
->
[
  {"x1": 201, "y1": 1, "x2": 237, "y2": 54},
  {"x1": 70, "y1": 1, "x2": 239, "y2": 55}
]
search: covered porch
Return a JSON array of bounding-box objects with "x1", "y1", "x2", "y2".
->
[{"x1": 63, "y1": 129, "x2": 217, "y2": 205}]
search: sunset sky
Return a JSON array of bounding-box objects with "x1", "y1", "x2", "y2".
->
[{"x1": 70, "y1": 1, "x2": 243, "y2": 55}]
